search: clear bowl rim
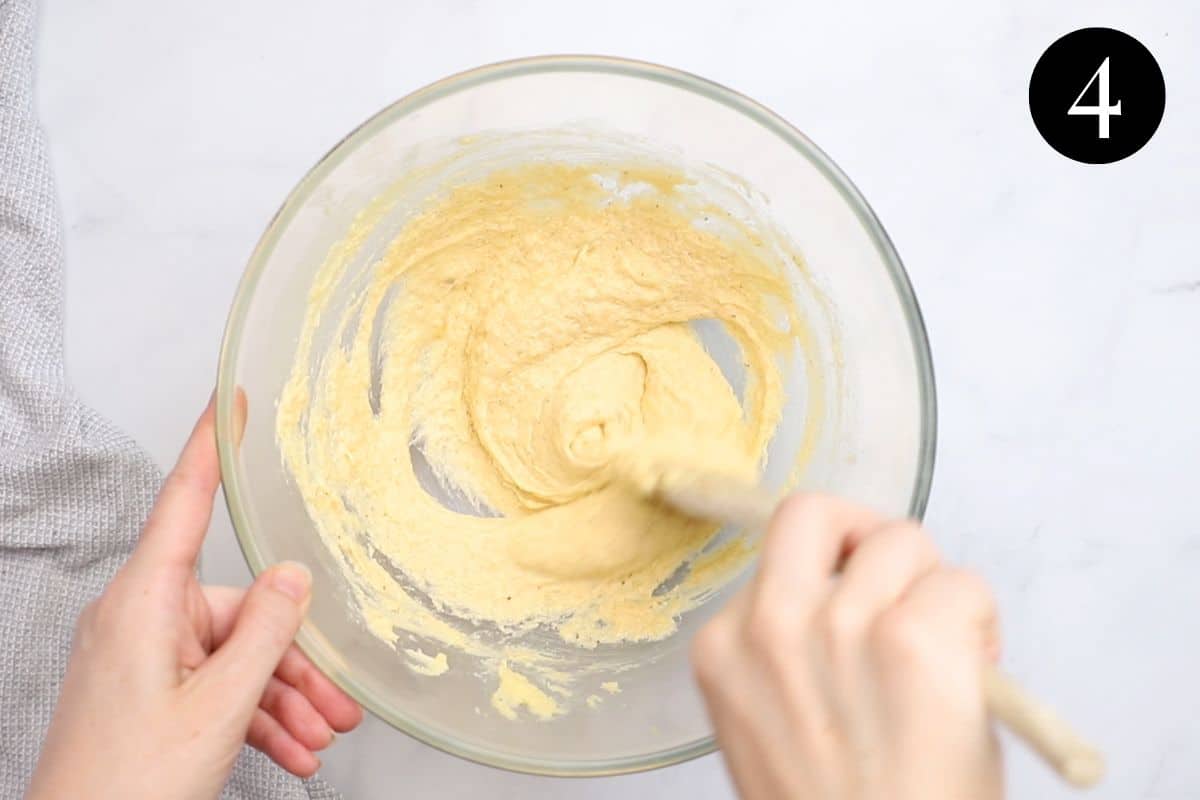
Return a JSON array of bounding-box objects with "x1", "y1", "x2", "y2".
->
[{"x1": 215, "y1": 53, "x2": 938, "y2": 778}]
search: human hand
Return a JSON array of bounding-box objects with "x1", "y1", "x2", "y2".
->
[
  {"x1": 26, "y1": 399, "x2": 362, "y2": 800},
  {"x1": 692, "y1": 495, "x2": 1003, "y2": 800}
]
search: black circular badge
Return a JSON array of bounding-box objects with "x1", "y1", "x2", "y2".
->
[{"x1": 1029, "y1": 27, "x2": 1165, "y2": 164}]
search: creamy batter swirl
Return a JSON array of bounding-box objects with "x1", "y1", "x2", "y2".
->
[{"x1": 277, "y1": 160, "x2": 808, "y2": 715}]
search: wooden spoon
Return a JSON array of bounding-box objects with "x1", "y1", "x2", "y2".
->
[{"x1": 642, "y1": 466, "x2": 1105, "y2": 788}]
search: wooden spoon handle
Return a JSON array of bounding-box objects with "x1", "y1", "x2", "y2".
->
[
  {"x1": 984, "y1": 667, "x2": 1105, "y2": 787},
  {"x1": 652, "y1": 472, "x2": 1105, "y2": 787}
]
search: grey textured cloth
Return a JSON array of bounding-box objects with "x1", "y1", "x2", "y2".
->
[{"x1": 0, "y1": 1, "x2": 338, "y2": 797}]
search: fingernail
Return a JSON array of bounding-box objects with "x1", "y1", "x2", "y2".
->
[
  {"x1": 233, "y1": 387, "x2": 249, "y2": 447},
  {"x1": 271, "y1": 561, "x2": 312, "y2": 603}
]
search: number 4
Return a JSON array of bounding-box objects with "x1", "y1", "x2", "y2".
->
[{"x1": 1068, "y1": 57, "x2": 1122, "y2": 139}]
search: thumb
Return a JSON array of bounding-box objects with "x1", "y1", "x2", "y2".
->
[{"x1": 199, "y1": 562, "x2": 312, "y2": 715}]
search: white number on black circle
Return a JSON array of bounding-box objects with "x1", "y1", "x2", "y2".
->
[{"x1": 1068, "y1": 57, "x2": 1122, "y2": 139}]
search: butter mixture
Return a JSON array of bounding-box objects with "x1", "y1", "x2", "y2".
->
[{"x1": 277, "y1": 159, "x2": 811, "y2": 717}]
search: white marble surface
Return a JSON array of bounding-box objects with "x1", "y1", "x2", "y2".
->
[{"x1": 36, "y1": 0, "x2": 1199, "y2": 796}]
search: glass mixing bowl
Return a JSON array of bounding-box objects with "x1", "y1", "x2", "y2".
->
[{"x1": 216, "y1": 56, "x2": 936, "y2": 776}]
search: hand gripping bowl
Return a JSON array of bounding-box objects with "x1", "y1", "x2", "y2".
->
[{"x1": 215, "y1": 56, "x2": 936, "y2": 776}]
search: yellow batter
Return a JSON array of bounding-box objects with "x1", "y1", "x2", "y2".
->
[{"x1": 277, "y1": 159, "x2": 806, "y2": 717}]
